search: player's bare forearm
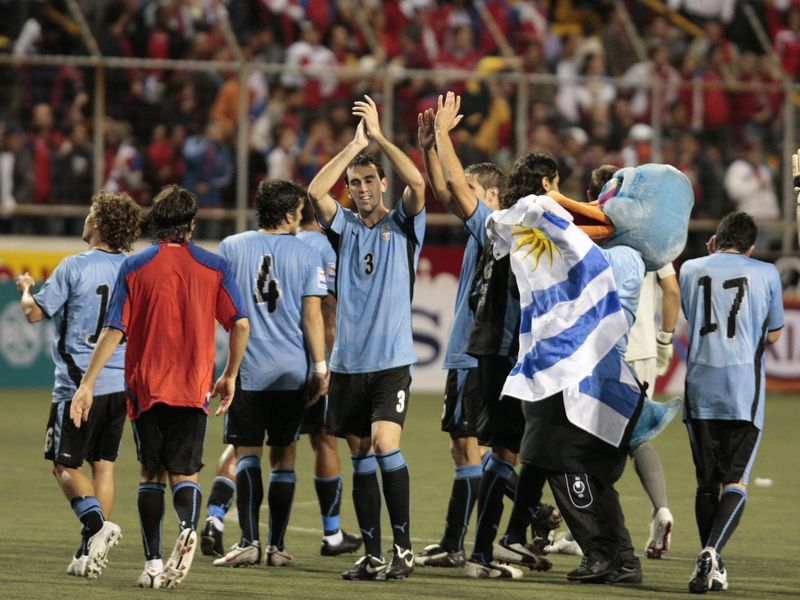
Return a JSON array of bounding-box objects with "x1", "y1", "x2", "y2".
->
[
  {"x1": 659, "y1": 274, "x2": 680, "y2": 333},
  {"x1": 321, "y1": 294, "x2": 337, "y2": 355},
  {"x1": 16, "y1": 273, "x2": 44, "y2": 323},
  {"x1": 222, "y1": 317, "x2": 249, "y2": 379},
  {"x1": 434, "y1": 93, "x2": 475, "y2": 220},
  {"x1": 422, "y1": 144, "x2": 453, "y2": 212},
  {"x1": 376, "y1": 135, "x2": 426, "y2": 214},
  {"x1": 308, "y1": 123, "x2": 368, "y2": 225},
  {"x1": 302, "y1": 296, "x2": 326, "y2": 365}
]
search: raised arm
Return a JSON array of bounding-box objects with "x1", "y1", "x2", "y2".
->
[
  {"x1": 418, "y1": 108, "x2": 451, "y2": 209},
  {"x1": 434, "y1": 92, "x2": 477, "y2": 221},
  {"x1": 16, "y1": 273, "x2": 45, "y2": 323},
  {"x1": 354, "y1": 95, "x2": 426, "y2": 215},
  {"x1": 307, "y1": 119, "x2": 369, "y2": 225}
]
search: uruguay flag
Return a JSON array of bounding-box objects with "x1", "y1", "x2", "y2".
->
[{"x1": 488, "y1": 195, "x2": 642, "y2": 447}]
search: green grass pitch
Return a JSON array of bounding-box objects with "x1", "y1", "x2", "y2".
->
[{"x1": 1, "y1": 389, "x2": 798, "y2": 599}]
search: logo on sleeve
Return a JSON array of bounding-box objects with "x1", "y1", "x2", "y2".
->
[{"x1": 317, "y1": 267, "x2": 326, "y2": 288}]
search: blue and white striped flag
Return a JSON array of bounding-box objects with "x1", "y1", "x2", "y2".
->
[{"x1": 488, "y1": 195, "x2": 641, "y2": 447}]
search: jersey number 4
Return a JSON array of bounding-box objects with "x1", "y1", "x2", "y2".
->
[
  {"x1": 254, "y1": 254, "x2": 281, "y2": 312},
  {"x1": 698, "y1": 275, "x2": 747, "y2": 338}
]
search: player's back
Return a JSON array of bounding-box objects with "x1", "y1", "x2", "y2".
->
[
  {"x1": 680, "y1": 252, "x2": 784, "y2": 426},
  {"x1": 107, "y1": 242, "x2": 245, "y2": 415},
  {"x1": 36, "y1": 249, "x2": 127, "y2": 401},
  {"x1": 220, "y1": 230, "x2": 327, "y2": 390}
]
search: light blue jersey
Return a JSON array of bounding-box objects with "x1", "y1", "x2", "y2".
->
[
  {"x1": 442, "y1": 201, "x2": 492, "y2": 369},
  {"x1": 601, "y1": 245, "x2": 645, "y2": 355},
  {"x1": 220, "y1": 231, "x2": 327, "y2": 391},
  {"x1": 297, "y1": 229, "x2": 336, "y2": 293},
  {"x1": 34, "y1": 249, "x2": 127, "y2": 402},
  {"x1": 323, "y1": 201, "x2": 425, "y2": 373},
  {"x1": 680, "y1": 252, "x2": 784, "y2": 429}
]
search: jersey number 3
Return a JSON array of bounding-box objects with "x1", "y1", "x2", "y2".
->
[
  {"x1": 698, "y1": 275, "x2": 747, "y2": 338},
  {"x1": 254, "y1": 254, "x2": 281, "y2": 312}
]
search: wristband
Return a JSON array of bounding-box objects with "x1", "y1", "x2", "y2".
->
[
  {"x1": 313, "y1": 361, "x2": 327, "y2": 374},
  {"x1": 656, "y1": 330, "x2": 673, "y2": 345}
]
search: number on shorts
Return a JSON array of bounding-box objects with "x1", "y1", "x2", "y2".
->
[{"x1": 396, "y1": 390, "x2": 406, "y2": 413}]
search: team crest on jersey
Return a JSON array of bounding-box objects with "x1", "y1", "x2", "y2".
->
[
  {"x1": 381, "y1": 224, "x2": 391, "y2": 241},
  {"x1": 565, "y1": 473, "x2": 593, "y2": 508}
]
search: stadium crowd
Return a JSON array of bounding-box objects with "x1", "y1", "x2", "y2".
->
[{"x1": 0, "y1": 0, "x2": 795, "y2": 252}]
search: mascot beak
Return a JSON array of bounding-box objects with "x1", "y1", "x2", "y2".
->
[{"x1": 547, "y1": 191, "x2": 615, "y2": 243}]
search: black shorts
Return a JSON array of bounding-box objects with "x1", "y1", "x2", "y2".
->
[
  {"x1": 224, "y1": 388, "x2": 305, "y2": 447},
  {"x1": 441, "y1": 368, "x2": 481, "y2": 437},
  {"x1": 326, "y1": 366, "x2": 412, "y2": 438},
  {"x1": 299, "y1": 396, "x2": 328, "y2": 435},
  {"x1": 44, "y1": 392, "x2": 127, "y2": 468},
  {"x1": 686, "y1": 419, "x2": 761, "y2": 486},
  {"x1": 475, "y1": 355, "x2": 524, "y2": 453},
  {"x1": 131, "y1": 403, "x2": 207, "y2": 475}
]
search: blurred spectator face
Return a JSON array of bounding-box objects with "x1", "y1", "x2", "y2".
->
[
  {"x1": 452, "y1": 25, "x2": 474, "y2": 52},
  {"x1": 329, "y1": 25, "x2": 349, "y2": 51},
  {"x1": 206, "y1": 121, "x2": 226, "y2": 144},
  {"x1": 32, "y1": 104, "x2": 54, "y2": 132},
  {"x1": 171, "y1": 125, "x2": 186, "y2": 147},
  {"x1": 72, "y1": 122, "x2": 89, "y2": 145},
  {"x1": 277, "y1": 127, "x2": 297, "y2": 150},
  {"x1": 739, "y1": 52, "x2": 757, "y2": 75}
]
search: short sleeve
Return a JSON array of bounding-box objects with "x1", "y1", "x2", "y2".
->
[
  {"x1": 464, "y1": 201, "x2": 492, "y2": 246},
  {"x1": 303, "y1": 250, "x2": 328, "y2": 297},
  {"x1": 767, "y1": 267, "x2": 785, "y2": 332},
  {"x1": 215, "y1": 256, "x2": 248, "y2": 330},
  {"x1": 321, "y1": 202, "x2": 345, "y2": 234},
  {"x1": 397, "y1": 200, "x2": 426, "y2": 247},
  {"x1": 33, "y1": 257, "x2": 73, "y2": 318},
  {"x1": 105, "y1": 260, "x2": 131, "y2": 332}
]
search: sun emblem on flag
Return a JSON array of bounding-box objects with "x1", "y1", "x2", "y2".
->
[{"x1": 511, "y1": 226, "x2": 561, "y2": 269}]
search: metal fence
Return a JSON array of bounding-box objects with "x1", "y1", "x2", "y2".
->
[{"x1": 1, "y1": 52, "x2": 797, "y2": 258}]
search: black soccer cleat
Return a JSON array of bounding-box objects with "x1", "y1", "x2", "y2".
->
[
  {"x1": 321, "y1": 530, "x2": 363, "y2": 556},
  {"x1": 375, "y1": 545, "x2": 414, "y2": 580},
  {"x1": 414, "y1": 543, "x2": 466, "y2": 568},
  {"x1": 566, "y1": 553, "x2": 611, "y2": 582},
  {"x1": 200, "y1": 517, "x2": 224, "y2": 557},
  {"x1": 602, "y1": 556, "x2": 643, "y2": 584},
  {"x1": 341, "y1": 554, "x2": 386, "y2": 580}
]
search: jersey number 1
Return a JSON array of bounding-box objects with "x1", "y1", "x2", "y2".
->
[
  {"x1": 698, "y1": 275, "x2": 747, "y2": 338},
  {"x1": 255, "y1": 254, "x2": 281, "y2": 312}
]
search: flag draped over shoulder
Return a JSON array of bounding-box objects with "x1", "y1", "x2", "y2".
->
[{"x1": 488, "y1": 195, "x2": 641, "y2": 447}]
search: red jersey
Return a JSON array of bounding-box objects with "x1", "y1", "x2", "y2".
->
[{"x1": 105, "y1": 242, "x2": 247, "y2": 419}]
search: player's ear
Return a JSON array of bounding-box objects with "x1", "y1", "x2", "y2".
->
[{"x1": 380, "y1": 176, "x2": 388, "y2": 193}]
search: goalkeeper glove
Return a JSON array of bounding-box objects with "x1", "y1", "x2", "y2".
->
[{"x1": 655, "y1": 330, "x2": 674, "y2": 376}]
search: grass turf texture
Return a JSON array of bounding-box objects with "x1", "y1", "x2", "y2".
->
[{"x1": 1, "y1": 389, "x2": 798, "y2": 599}]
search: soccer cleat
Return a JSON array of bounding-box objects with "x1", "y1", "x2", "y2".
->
[
  {"x1": 530, "y1": 503, "x2": 562, "y2": 542},
  {"x1": 376, "y1": 544, "x2": 414, "y2": 580},
  {"x1": 566, "y1": 553, "x2": 611, "y2": 582},
  {"x1": 212, "y1": 541, "x2": 261, "y2": 567},
  {"x1": 464, "y1": 558, "x2": 523, "y2": 579},
  {"x1": 320, "y1": 530, "x2": 363, "y2": 556},
  {"x1": 265, "y1": 544, "x2": 294, "y2": 566},
  {"x1": 414, "y1": 543, "x2": 466, "y2": 568},
  {"x1": 161, "y1": 528, "x2": 197, "y2": 589},
  {"x1": 545, "y1": 532, "x2": 583, "y2": 556},
  {"x1": 200, "y1": 517, "x2": 225, "y2": 556},
  {"x1": 137, "y1": 566, "x2": 165, "y2": 589},
  {"x1": 688, "y1": 547, "x2": 718, "y2": 594},
  {"x1": 341, "y1": 554, "x2": 386, "y2": 580},
  {"x1": 85, "y1": 521, "x2": 122, "y2": 579},
  {"x1": 66, "y1": 554, "x2": 89, "y2": 577},
  {"x1": 645, "y1": 506, "x2": 673, "y2": 559},
  {"x1": 710, "y1": 560, "x2": 728, "y2": 592},
  {"x1": 494, "y1": 541, "x2": 552, "y2": 572},
  {"x1": 602, "y1": 556, "x2": 643, "y2": 584}
]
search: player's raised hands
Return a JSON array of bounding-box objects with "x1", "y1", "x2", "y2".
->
[
  {"x1": 352, "y1": 95, "x2": 383, "y2": 141},
  {"x1": 418, "y1": 108, "x2": 435, "y2": 150},
  {"x1": 434, "y1": 91, "x2": 463, "y2": 132},
  {"x1": 353, "y1": 118, "x2": 369, "y2": 149},
  {"x1": 16, "y1": 272, "x2": 34, "y2": 295}
]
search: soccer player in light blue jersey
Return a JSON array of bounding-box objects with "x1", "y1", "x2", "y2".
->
[
  {"x1": 16, "y1": 191, "x2": 141, "y2": 579},
  {"x1": 212, "y1": 179, "x2": 329, "y2": 569},
  {"x1": 413, "y1": 100, "x2": 500, "y2": 569},
  {"x1": 308, "y1": 95, "x2": 427, "y2": 581},
  {"x1": 680, "y1": 212, "x2": 783, "y2": 594}
]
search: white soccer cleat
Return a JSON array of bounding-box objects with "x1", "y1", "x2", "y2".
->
[
  {"x1": 646, "y1": 507, "x2": 673, "y2": 559},
  {"x1": 213, "y1": 541, "x2": 261, "y2": 567},
  {"x1": 463, "y1": 558, "x2": 523, "y2": 579},
  {"x1": 161, "y1": 528, "x2": 197, "y2": 589},
  {"x1": 265, "y1": 544, "x2": 294, "y2": 566},
  {"x1": 493, "y1": 542, "x2": 552, "y2": 571},
  {"x1": 544, "y1": 531, "x2": 583, "y2": 556},
  {"x1": 137, "y1": 566, "x2": 165, "y2": 589},
  {"x1": 66, "y1": 554, "x2": 89, "y2": 577},
  {"x1": 711, "y1": 561, "x2": 728, "y2": 591},
  {"x1": 688, "y1": 546, "x2": 717, "y2": 594},
  {"x1": 85, "y1": 521, "x2": 122, "y2": 579}
]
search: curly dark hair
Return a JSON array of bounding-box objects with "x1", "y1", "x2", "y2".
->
[
  {"x1": 146, "y1": 184, "x2": 198, "y2": 242},
  {"x1": 587, "y1": 164, "x2": 617, "y2": 201},
  {"x1": 256, "y1": 179, "x2": 307, "y2": 229},
  {"x1": 344, "y1": 152, "x2": 385, "y2": 185},
  {"x1": 91, "y1": 190, "x2": 141, "y2": 252},
  {"x1": 464, "y1": 162, "x2": 505, "y2": 193},
  {"x1": 500, "y1": 151, "x2": 558, "y2": 209},
  {"x1": 716, "y1": 211, "x2": 757, "y2": 253}
]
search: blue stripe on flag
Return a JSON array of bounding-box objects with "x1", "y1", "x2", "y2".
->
[
  {"x1": 577, "y1": 353, "x2": 640, "y2": 418},
  {"x1": 512, "y1": 290, "x2": 623, "y2": 377},
  {"x1": 519, "y1": 245, "x2": 611, "y2": 332},
  {"x1": 543, "y1": 211, "x2": 571, "y2": 230}
]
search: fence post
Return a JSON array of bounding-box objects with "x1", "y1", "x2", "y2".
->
[
  {"x1": 235, "y1": 62, "x2": 250, "y2": 233},
  {"x1": 92, "y1": 61, "x2": 105, "y2": 194}
]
